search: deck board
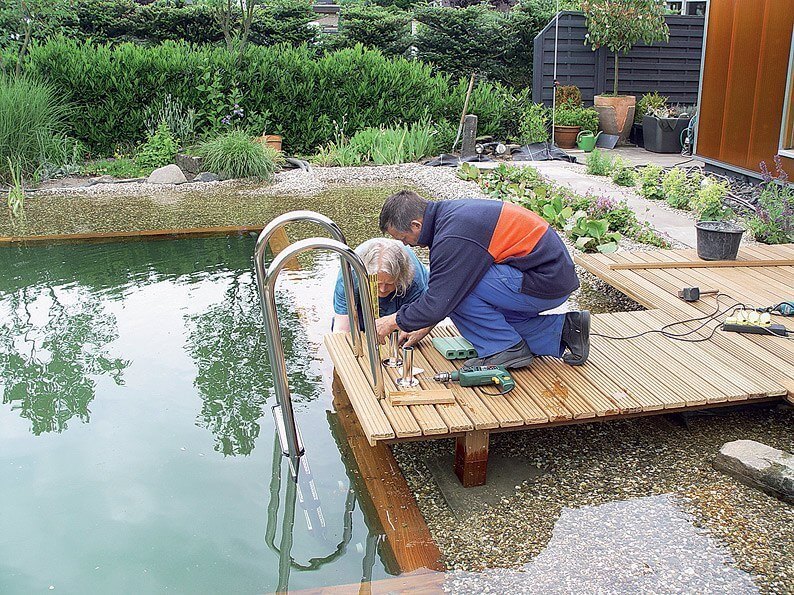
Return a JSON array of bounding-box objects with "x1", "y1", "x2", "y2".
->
[{"x1": 326, "y1": 245, "x2": 792, "y2": 444}]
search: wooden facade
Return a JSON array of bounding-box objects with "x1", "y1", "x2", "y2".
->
[{"x1": 696, "y1": 0, "x2": 794, "y2": 178}]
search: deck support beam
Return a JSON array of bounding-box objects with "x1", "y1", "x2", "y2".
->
[{"x1": 454, "y1": 430, "x2": 490, "y2": 487}]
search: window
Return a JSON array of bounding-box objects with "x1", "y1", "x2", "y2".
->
[
  {"x1": 782, "y1": 30, "x2": 794, "y2": 156},
  {"x1": 666, "y1": 1, "x2": 707, "y2": 16}
]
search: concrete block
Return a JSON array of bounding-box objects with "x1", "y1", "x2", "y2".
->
[{"x1": 714, "y1": 439, "x2": 793, "y2": 503}]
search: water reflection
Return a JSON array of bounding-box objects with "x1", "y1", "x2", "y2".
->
[
  {"x1": 0, "y1": 285, "x2": 129, "y2": 435},
  {"x1": 185, "y1": 268, "x2": 322, "y2": 457}
]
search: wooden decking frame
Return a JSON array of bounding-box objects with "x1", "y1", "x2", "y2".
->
[{"x1": 325, "y1": 245, "x2": 793, "y2": 488}]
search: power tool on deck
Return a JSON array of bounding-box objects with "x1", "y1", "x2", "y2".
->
[{"x1": 433, "y1": 365, "x2": 516, "y2": 395}]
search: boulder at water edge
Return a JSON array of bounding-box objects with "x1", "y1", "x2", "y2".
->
[{"x1": 147, "y1": 164, "x2": 187, "y2": 185}]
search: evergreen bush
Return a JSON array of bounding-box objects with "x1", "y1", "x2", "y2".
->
[
  {"x1": 25, "y1": 39, "x2": 514, "y2": 155},
  {"x1": 334, "y1": 4, "x2": 412, "y2": 58}
]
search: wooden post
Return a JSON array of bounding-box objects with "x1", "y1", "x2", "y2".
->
[
  {"x1": 461, "y1": 114, "x2": 478, "y2": 158},
  {"x1": 454, "y1": 430, "x2": 489, "y2": 487}
]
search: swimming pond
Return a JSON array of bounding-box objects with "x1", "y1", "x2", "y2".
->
[{"x1": 0, "y1": 235, "x2": 395, "y2": 592}]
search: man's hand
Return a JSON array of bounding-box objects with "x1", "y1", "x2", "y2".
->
[
  {"x1": 375, "y1": 313, "x2": 399, "y2": 344},
  {"x1": 399, "y1": 326, "x2": 433, "y2": 348}
]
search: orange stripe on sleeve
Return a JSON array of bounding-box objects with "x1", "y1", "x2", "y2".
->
[{"x1": 487, "y1": 202, "x2": 549, "y2": 261}]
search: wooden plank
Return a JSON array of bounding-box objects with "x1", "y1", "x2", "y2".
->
[
  {"x1": 387, "y1": 389, "x2": 456, "y2": 406},
  {"x1": 291, "y1": 569, "x2": 445, "y2": 595},
  {"x1": 330, "y1": 379, "x2": 445, "y2": 573},
  {"x1": 423, "y1": 327, "x2": 499, "y2": 430},
  {"x1": 608, "y1": 258, "x2": 794, "y2": 270},
  {"x1": 325, "y1": 334, "x2": 395, "y2": 444},
  {"x1": 454, "y1": 431, "x2": 489, "y2": 488}
]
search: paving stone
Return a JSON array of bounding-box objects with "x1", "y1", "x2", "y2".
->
[{"x1": 714, "y1": 439, "x2": 794, "y2": 503}]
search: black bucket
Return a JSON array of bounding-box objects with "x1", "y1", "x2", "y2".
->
[{"x1": 695, "y1": 221, "x2": 745, "y2": 261}]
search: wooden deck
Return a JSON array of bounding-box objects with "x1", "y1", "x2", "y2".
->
[{"x1": 324, "y1": 244, "x2": 792, "y2": 486}]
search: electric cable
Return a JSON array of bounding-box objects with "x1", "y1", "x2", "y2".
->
[
  {"x1": 591, "y1": 292, "x2": 791, "y2": 342},
  {"x1": 590, "y1": 293, "x2": 747, "y2": 343}
]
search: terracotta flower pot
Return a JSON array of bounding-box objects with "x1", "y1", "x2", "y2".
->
[
  {"x1": 259, "y1": 134, "x2": 282, "y2": 152},
  {"x1": 593, "y1": 95, "x2": 636, "y2": 143},
  {"x1": 553, "y1": 125, "x2": 581, "y2": 149}
]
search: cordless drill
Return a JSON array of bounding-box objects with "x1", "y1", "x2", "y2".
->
[{"x1": 433, "y1": 365, "x2": 515, "y2": 394}]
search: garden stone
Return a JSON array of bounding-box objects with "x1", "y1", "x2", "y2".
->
[
  {"x1": 87, "y1": 175, "x2": 116, "y2": 186},
  {"x1": 713, "y1": 439, "x2": 794, "y2": 503},
  {"x1": 175, "y1": 154, "x2": 204, "y2": 180},
  {"x1": 461, "y1": 114, "x2": 478, "y2": 158},
  {"x1": 147, "y1": 164, "x2": 187, "y2": 185},
  {"x1": 192, "y1": 172, "x2": 220, "y2": 183}
]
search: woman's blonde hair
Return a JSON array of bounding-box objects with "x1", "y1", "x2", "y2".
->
[{"x1": 356, "y1": 238, "x2": 416, "y2": 297}]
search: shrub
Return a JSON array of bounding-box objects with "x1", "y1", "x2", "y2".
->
[
  {"x1": 413, "y1": 3, "x2": 552, "y2": 89},
  {"x1": 517, "y1": 103, "x2": 550, "y2": 145},
  {"x1": 25, "y1": 39, "x2": 514, "y2": 155},
  {"x1": 135, "y1": 121, "x2": 178, "y2": 170},
  {"x1": 555, "y1": 85, "x2": 582, "y2": 107},
  {"x1": 335, "y1": 4, "x2": 413, "y2": 57},
  {"x1": 0, "y1": 74, "x2": 71, "y2": 183},
  {"x1": 554, "y1": 105, "x2": 599, "y2": 131},
  {"x1": 691, "y1": 179, "x2": 731, "y2": 221},
  {"x1": 196, "y1": 129, "x2": 281, "y2": 181},
  {"x1": 611, "y1": 158, "x2": 637, "y2": 186},
  {"x1": 586, "y1": 149, "x2": 614, "y2": 176},
  {"x1": 640, "y1": 164, "x2": 665, "y2": 200},
  {"x1": 431, "y1": 119, "x2": 458, "y2": 155},
  {"x1": 744, "y1": 158, "x2": 794, "y2": 244},
  {"x1": 662, "y1": 167, "x2": 701, "y2": 210}
]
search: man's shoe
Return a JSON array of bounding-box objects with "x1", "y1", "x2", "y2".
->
[
  {"x1": 463, "y1": 339, "x2": 534, "y2": 370},
  {"x1": 561, "y1": 310, "x2": 590, "y2": 366}
]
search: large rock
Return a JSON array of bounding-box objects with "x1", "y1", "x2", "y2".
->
[
  {"x1": 147, "y1": 164, "x2": 187, "y2": 185},
  {"x1": 714, "y1": 439, "x2": 794, "y2": 503},
  {"x1": 192, "y1": 172, "x2": 220, "y2": 183},
  {"x1": 175, "y1": 153, "x2": 204, "y2": 179}
]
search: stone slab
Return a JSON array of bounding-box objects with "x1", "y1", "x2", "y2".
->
[
  {"x1": 714, "y1": 439, "x2": 794, "y2": 503},
  {"x1": 425, "y1": 453, "x2": 543, "y2": 518}
]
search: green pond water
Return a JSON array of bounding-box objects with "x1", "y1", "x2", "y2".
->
[{"x1": 0, "y1": 234, "x2": 395, "y2": 593}]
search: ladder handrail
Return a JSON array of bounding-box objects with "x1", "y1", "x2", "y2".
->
[
  {"x1": 254, "y1": 210, "x2": 363, "y2": 357},
  {"x1": 255, "y1": 236, "x2": 385, "y2": 476}
]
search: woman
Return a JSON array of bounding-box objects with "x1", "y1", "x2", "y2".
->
[{"x1": 332, "y1": 238, "x2": 428, "y2": 331}]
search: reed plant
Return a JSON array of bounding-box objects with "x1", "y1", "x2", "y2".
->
[{"x1": 0, "y1": 74, "x2": 70, "y2": 183}]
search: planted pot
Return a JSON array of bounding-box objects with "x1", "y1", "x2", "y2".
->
[
  {"x1": 593, "y1": 95, "x2": 636, "y2": 143},
  {"x1": 695, "y1": 221, "x2": 745, "y2": 261},
  {"x1": 259, "y1": 134, "x2": 283, "y2": 152},
  {"x1": 553, "y1": 125, "x2": 580, "y2": 149},
  {"x1": 629, "y1": 123, "x2": 644, "y2": 147},
  {"x1": 643, "y1": 115, "x2": 691, "y2": 153}
]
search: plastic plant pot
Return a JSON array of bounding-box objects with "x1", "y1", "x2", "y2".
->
[{"x1": 695, "y1": 221, "x2": 745, "y2": 261}]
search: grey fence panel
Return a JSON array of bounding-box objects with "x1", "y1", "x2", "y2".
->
[{"x1": 533, "y1": 12, "x2": 704, "y2": 107}]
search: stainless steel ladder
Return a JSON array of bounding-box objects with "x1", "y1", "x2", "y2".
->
[{"x1": 254, "y1": 211, "x2": 384, "y2": 478}]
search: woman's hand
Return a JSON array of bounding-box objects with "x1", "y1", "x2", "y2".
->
[
  {"x1": 399, "y1": 326, "x2": 433, "y2": 348},
  {"x1": 375, "y1": 313, "x2": 399, "y2": 344}
]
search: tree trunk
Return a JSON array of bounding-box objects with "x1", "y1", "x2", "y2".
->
[{"x1": 613, "y1": 52, "x2": 619, "y2": 96}]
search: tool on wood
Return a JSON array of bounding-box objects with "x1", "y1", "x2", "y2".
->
[
  {"x1": 677, "y1": 286, "x2": 719, "y2": 302},
  {"x1": 433, "y1": 365, "x2": 515, "y2": 395},
  {"x1": 756, "y1": 300, "x2": 794, "y2": 317}
]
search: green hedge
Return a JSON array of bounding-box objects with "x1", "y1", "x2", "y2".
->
[
  {"x1": 25, "y1": 38, "x2": 516, "y2": 155},
  {"x1": 0, "y1": 0, "x2": 317, "y2": 47}
]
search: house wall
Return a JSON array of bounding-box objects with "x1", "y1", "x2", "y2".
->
[{"x1": 695, "y1": 0, "x2": 794, "y2": 178}]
